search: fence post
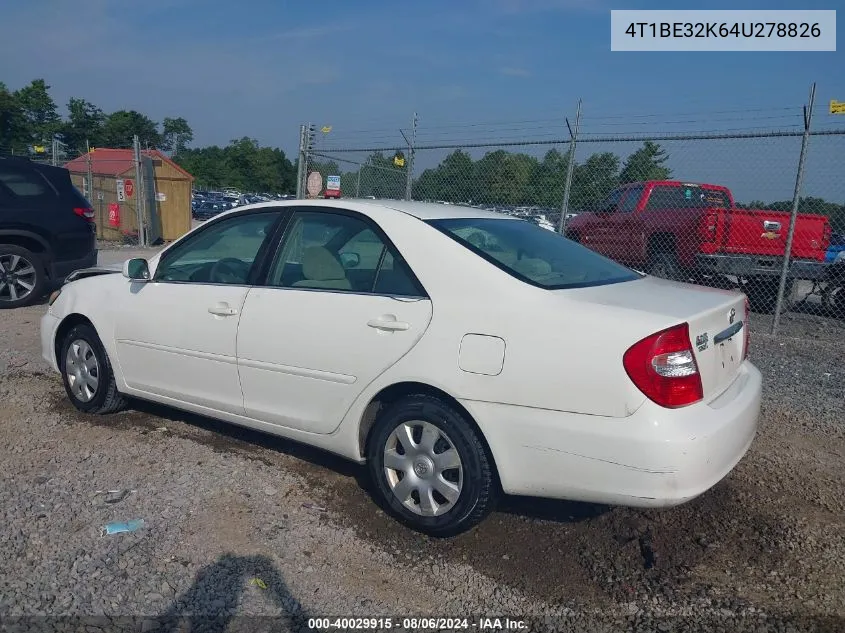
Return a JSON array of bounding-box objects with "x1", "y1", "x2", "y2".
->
[
  {"x1": 132, "y1": 135, "x2": 146, "y2": 248},
  {"x1": 296, "y1": 124, "x2": 306, "y2": 199},
  {"x1": 356, "y1": 160, "x2": 365, "y2": 197},
  {"x1": 405, "y1": 112, "x2": 418, "y2": 201},
  {"x1": 771, "y1": 83, "x2": 816, "y2": 333},
  {"x1": 558, "y1": 99, "x2": 582, "y2": 235}
]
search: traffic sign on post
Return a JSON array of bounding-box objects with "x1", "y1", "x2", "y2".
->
[
  {"x1": 124, "y1": 179, "x2": 135, "y2": 198},
  {"x1": 116, "y1": 179, "x2": 126, "y2": 202}
]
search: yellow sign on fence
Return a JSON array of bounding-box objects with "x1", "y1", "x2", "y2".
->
[{"x1": 830, "y1": 100, "x2": 845, "y2": 115}]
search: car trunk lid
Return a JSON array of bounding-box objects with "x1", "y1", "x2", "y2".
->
[{"x1": 563, "y1": 276, "x2": 748, "y2": 402}]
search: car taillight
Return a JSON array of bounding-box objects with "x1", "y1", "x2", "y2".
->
[
  {"x1": 699, "y1": 212, "x2": 718, "y2": 242},
  {"x1": 73, "y1": 207, "x2": 95, "y2": 221},
  {"x1": 743, "y1": 296, "x2": 751, "y2": 360},
  {"x1": 623, "y1": 322, "x2": 703, "y2": 409}
]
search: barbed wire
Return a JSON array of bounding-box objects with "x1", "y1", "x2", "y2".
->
[{"x1": 315, "y1": 128, "x2": 845, "y2": 154}]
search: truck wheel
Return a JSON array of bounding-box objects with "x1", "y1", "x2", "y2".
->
[
  {"x1": 745, "y1": 277, "x2": 793, "y2": 314},
  {"x1": 646, "y1": 252, "x2": 683, "y2": 281}
]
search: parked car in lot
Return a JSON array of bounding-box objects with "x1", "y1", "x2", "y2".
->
[
  {"x1": 0, "y1": 156, "x2": 97, "y2": 308},
  {"x1": 41, "y1": 199, "x2": 761, "y2": 535},
  {"x1": 565, "y1": 181, "x2": 832, "y2": 312},
  {"x1": 192, "y1": 201, "x2": 229, "y2": 221}
]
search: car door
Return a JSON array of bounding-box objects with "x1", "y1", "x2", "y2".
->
[
  {"x1": 601, "y1": 184, "x2": 645, "y2": 264},
  {"x1": 113, "y1": 209, "x2": 282, "y2": 414},
  {"x1": 581, "y1": 187, "x2": 624, "y2": 256},
  {"x1": 236, "y1": 208, "x2": 433, "y2": 434}
]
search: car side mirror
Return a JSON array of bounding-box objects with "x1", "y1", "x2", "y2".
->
[
  {"x1": 123, "y1": 258, "x2": 151, "y2": 281},
  {"x1": 339, "y1": 252, "x2": 360, "y2": 269}
]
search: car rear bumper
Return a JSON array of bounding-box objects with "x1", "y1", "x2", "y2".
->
[
  {"x1": 462, "y1": 361, "x2": 762, "y2": 507},
  {"x1": 50, "y1": 250, "x2": 98, "y2": 282},
  {"x1": 695, "y1": 253, "x2": 828, "y2": 280},
  {"x1": 40, "y1": 311, "x2": 61, "y2": 373}
]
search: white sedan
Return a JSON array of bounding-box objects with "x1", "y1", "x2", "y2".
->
[{"x1": 41, "y1": 200, "x2": 761, "y2": 536}]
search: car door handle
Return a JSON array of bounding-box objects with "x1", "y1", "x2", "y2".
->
[
  {"x1": 367, "y1": 316, "x2": 410, "y2": 331},
  {"x1": 208, "y1": 303, "x2": 238, "y2": 317}
]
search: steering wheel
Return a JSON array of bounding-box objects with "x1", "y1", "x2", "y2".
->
[{"x1": 208, "y1": 257, "x2": 250, "y2": 284}]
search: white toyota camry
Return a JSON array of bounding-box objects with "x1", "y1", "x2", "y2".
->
[{"x1": 41, "y1": 200, "x2": 761, "y2": 536}]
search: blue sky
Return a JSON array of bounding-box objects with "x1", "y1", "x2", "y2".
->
[{"x1": 0, "y1": 0, "x2": 842, "y2": 202}]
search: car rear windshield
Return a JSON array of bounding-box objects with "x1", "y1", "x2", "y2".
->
[
  {"x1": 429, "y1": 217, "x2": 641, "y2": 289},
  {"x1": 645, "y1": 184, "x2": 730, "y2": 210}
]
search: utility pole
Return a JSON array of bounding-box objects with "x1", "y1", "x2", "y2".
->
[
  {"x1": 402, "y1": 112, "x2": 418, "y2": 201},
  {"x1": 85, "y1": 140, "x2": 94, "y2": 200},
  {"x1": 51, "y1": 136, "x2": 58, "y2": 166},
  {"x1": 772, "y1": 82, "x2": 816, "y2": 333},
  {"x1": 558, "y1": 99, "x2": 582, "y2": 235},
  {"x1": 296, "y1": 124, "x2": 306, "y2": 199},
  {"x1": 133, "y1": 135, "x2": 146, "y2": 248}
]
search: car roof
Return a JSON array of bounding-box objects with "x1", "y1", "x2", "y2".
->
[
  {"x1": 203, "y1": 198, "x2": 517, "y2": 226},
  {"x1": 356, "y1": 199, "x2": 508, "y2": 220}
]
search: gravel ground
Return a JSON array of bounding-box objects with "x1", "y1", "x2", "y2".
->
[{"x1": 0, "y1": 248, "x2": 843, "y2": 632}]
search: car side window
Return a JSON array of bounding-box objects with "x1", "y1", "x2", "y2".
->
[
  {"x1": 154, "y1": 211, "x2": 279, "y2": 284},
  {"x1": 618, "y1": 186, "x2": 644, "y2": 213},
  {"x1": 598, "y1": 187, "x2": 624, "y2": 213},
  {"x1": 0, "y1": 166, "x2": 54, "y2": 200},
  {"x1": 267, "y1": 211, "x2": 425, "y2": 296}
]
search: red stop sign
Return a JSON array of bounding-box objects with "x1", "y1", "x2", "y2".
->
[{"x1": 124, "y1": 179, "x2": 134, "y2": 198}]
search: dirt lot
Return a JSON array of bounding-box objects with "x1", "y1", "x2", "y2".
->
[{"x1": 1, "y1": 247, "x2": 843, "y2": 632}]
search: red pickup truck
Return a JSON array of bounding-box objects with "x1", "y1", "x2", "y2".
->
[{"x1": 565, "y1": 180, "x2": 832, "y2": 312}]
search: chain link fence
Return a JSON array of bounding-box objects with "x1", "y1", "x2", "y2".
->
[{"x1": 305, "y1": 124, "x2": 845, "y2": 332}]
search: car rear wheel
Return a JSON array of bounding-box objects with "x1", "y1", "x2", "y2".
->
[
  {"x1": 59, "y1": 324, "x2": 128, "y2": 414},
  {"x1": 646, "y1": 251, "x2": 683, "y2": 281},
  {"x1": 366, "y1": 394, "x2": 498, "y2": 537},
  {"x1": 0, "y1": 245, "x2": 45, "y2": 309}
]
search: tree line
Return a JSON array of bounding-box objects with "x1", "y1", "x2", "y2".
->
[
  {"x1": 1, "y1": 78, "x2": 842, "y2": 230},
  {"x1": 0, "y1": 78, "x2": 297, "y2": 194}
]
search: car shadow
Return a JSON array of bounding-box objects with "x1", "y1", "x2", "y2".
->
[
  {"x1": 495, "y1": 495, "x2": 610, "y2": 524},
  {"x1": 129, "y1": 397, "x2": 611, "y2": 529},
  {"x1": 148, "y1": 553, "x2": 310, "y2": 632},
  {"x1": 127, "y1": 398, "x2": 362, "y2": 478}
]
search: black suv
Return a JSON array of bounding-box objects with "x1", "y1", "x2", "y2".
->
[{"x1": 0, "y1": 156, "x2": 97, "y2": 308}]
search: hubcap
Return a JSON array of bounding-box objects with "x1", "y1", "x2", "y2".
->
[
  {"x1": 0, "y1": 254, "x2": 37, "y2": 303},
  {"x1": 383, "y1": 420, "x2": 463, "y2": 517},
  {"x1": 65, "y1": 339, "x2": 100, "y2": 402}
]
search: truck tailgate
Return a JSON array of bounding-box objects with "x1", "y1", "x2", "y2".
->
[{"x1": 723, "y1": 210, "x2": 830, "y2": 260}]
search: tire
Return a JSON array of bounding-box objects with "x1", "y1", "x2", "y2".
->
[
  {"x1": 646, "y1": 251, "x2": 683, "y2": 281},
  {"x1": 59, "y1": 323, "x2": 128, "y2": 414},
  {"x1": 0, "y1": 245, "x2": 45, "y2": 309},
  {"x1": 366, "y1": 394, "x2": 498, "y2": 537},
  {"x1": 745, "y1": 277, "x2": 793, "y2": 314}
]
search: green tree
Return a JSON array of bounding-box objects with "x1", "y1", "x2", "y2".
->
[
  {"x1": 572, "y1": 152, "x2": 620, "y2": 207},
  {"x1": 529, "y1": 149, "x2": 568, "y2": 208},
  {"x1": 413, "y1": 149, "x2": 475, "y2": 203},
  {"x1": 101, "y1": 110, "x2": 162, "y2": 148},
  {"x1": 61, "y1": 98, "x2": 106, "y2": 153},
  {"x1": 618, "y1": 141, "x2": 671, "y2": 184},
  {"x1": 174, "y1": 137, "x2": 296, "y2": 193},
  {"x1": 162, "y1": 116, "x2": 193, "y2": 154},
  {"x1": 14, "y1": 79, "x2": 61, "y2": 146},
  {"x1": 0, "y1": 82, "x2": 28, "y2": 153}
]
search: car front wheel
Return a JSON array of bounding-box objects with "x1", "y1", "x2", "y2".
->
[
  {"x1": 367, "y1": 394, "x2": 498, "y2": 537},
  {"x1": 59, "y1": 323, "x2": 127, "y2": 414}
]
